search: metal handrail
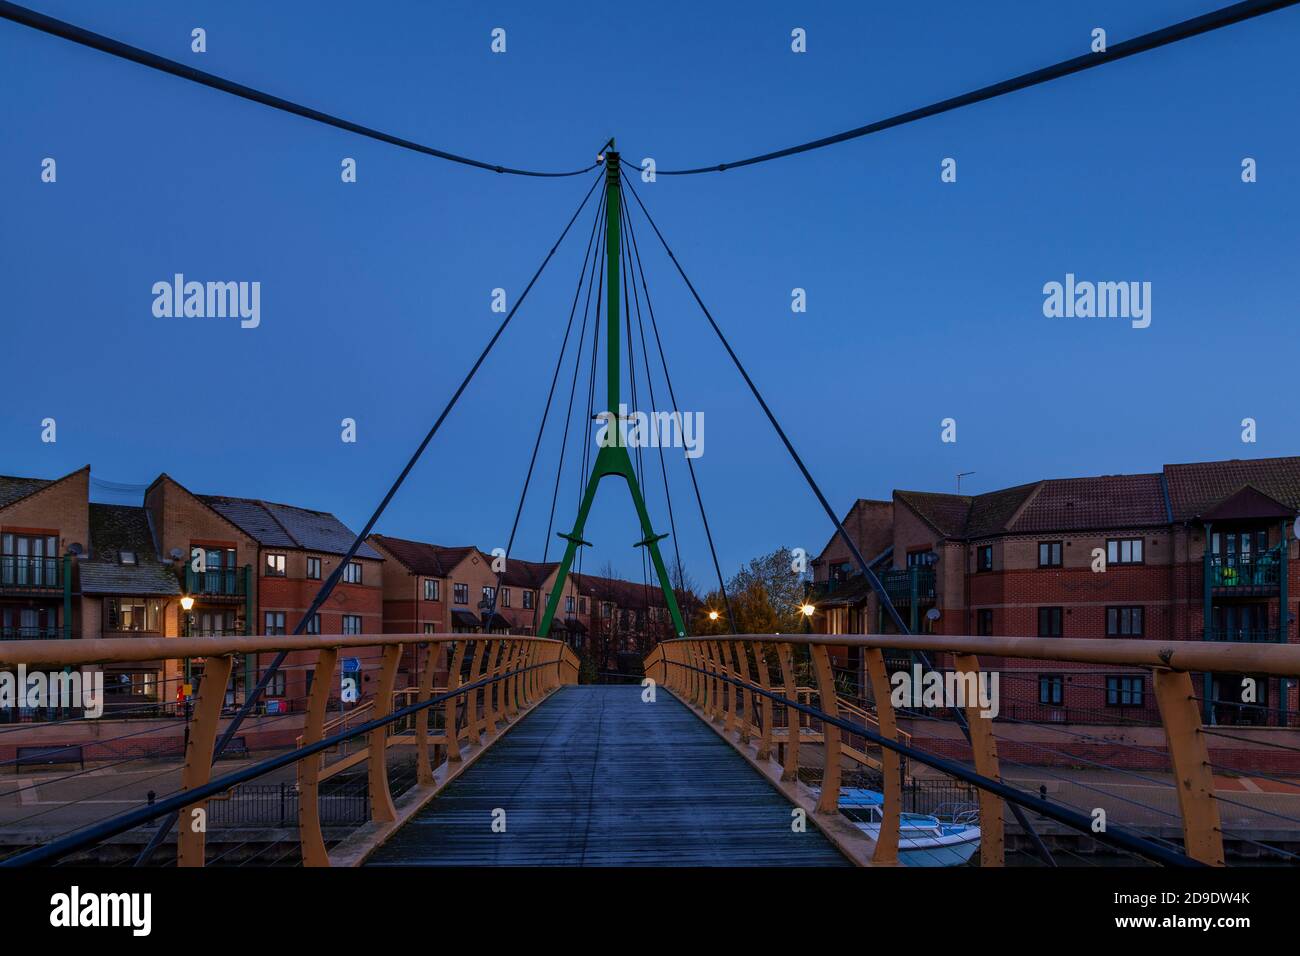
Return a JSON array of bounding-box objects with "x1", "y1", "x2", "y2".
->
[{"x1": 0, "y1": 633, "x2": 579, "y2": 868}]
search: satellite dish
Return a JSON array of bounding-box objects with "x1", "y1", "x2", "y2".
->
[
  {"x1": 67, "y1": 543, "x2": 83, "y2": 556},
  {"x1": 169, "y1": 547, "x2": 184, "y2": 561},
  {"x1": 925, "y1": 608, "x2": 941, "y2": 622}
]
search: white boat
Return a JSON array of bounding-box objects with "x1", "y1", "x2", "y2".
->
[{"x1": 830, "y1": 787, "x2": 981, "y2": 866}]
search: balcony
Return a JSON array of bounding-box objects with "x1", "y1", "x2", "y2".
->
[
  {"x1": 1206, "y1": 548, "x2": 1282, "y2": 592},
  {"x1": 1204, "y1": 626, "x2": 1286, "y2": 644},
  {"x1": 0, "y1": 628, "x2": 65, "y2": 641},
  {"x1": 184, "y1": 565, "x2": 248, "y2": 599},
  {"x1": 0, "y1": 556, "x2": 62, "y2": 591},
  {"x1": 880, "y1": 566, "x2": 936, "y2": 606}
]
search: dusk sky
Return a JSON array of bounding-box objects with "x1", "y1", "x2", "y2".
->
[{"x1": 3, "y1": 0, "x2": 1298, "y2": 586}]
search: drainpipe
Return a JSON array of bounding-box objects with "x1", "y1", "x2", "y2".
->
[
  {"x1": 244, "y1": 564, "x2": 255, "y2": 704},
  {"x1": 62, "y1": 548, "x2": 72, "y2": 639},
  {"x1": 1279, "y1": 518, "x2": 1289, "y2": 726},
  {"x1": 1202, "y1": 521, "x2": 1213, "y2": 724}
]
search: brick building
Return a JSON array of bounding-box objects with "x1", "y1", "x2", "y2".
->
[{"x1": 809, "y1": 455, "x2": 1300, "y2": 727}]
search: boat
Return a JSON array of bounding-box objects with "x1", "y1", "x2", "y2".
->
[{"x1": 829, "y1": 787, "x2": 981, "y2": 866}]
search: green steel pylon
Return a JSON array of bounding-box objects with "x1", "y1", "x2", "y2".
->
[{"x1": 537, "y1": 146, "x2": 688, "y2": 640}]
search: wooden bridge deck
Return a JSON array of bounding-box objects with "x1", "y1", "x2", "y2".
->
[{"x1": 365, "y1": 684, "x2": 850, "y2": 866}]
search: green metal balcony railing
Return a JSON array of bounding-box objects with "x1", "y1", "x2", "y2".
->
[
  {"x1": 0, "y1": 555, "x2": 61, "y2": 590},
  {"x1": 184, "y1": 565, "x2": 247, "y2": 597},
  {"x1": 1206, "y1": 549, "x2": 1282, "y2": 589},
  {"x1": 0, "y1": 628, "x2": 65, "y2": 641},
  {"x1": 880, "y1": 566, "x2": 937, "y2": 606},
  {"x1": 1203, "y1": 626, "x2": 1286, "y2": 644}
]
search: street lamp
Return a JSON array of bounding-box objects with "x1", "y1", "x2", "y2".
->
[
  {"x1": 800, "y1": 603, "x2": 815, "y2": 618},
  {"x1": 708, "y1": 610, "x2": 719, "y2": 622}
]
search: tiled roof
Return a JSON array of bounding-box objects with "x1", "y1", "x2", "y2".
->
[
  {"x1": 200, "y1": 495, "x2": 381, "y2": 560},
  {"x1": 1008, "y1": 475, "x2": 1166, "y2": 533},
  {"x1": 81, "y1": 504, "x2": 181, "y2": 596},
  {"x1": 500, "y1": 557, "x2": 557, "y2": 589},
  {"x1": 370, "y1": 535, "x2": 477, "y2": 576},
  {"x1": 570, "y1": 572, "x2": 674, "y2": 608},
  {"x1": 1165, "y1": 457, "x2": 1300, "y2": 521},
  {"x1": 0, "y1": 475, "x2": 54, "y2": 510},
  {"x1": 893, "y1": 491, "x2": 974, "y2": 538}
]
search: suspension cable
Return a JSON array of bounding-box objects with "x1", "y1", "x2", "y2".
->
[
  {"x1": 133, "y1": 169, "x2": 603, "y2": 864},
  {"x1": 484, "y1": 190, "x2": 606, "y2": 624},
  {"x1": 0, "y1": 1, "x2": 599, "y2": 178},
  {"x1": 620, "y1": 184, "x2": 735, "y2": 630},
  {"x1": 638, "y1": 0, "x2": 1300, "y2": 175}
]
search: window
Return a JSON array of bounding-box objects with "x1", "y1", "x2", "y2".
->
[
  {"x1": 1038, "y1": 541, "x2": 1062, "y2": 568},
  {"x1": 265, "y1": 553, "x2": 286, "y2": 577},
  {"x1": 453, "y1": 583, "x2": 469, "y2": 605},
  {"x1": 976, "y1": 545, "x2": 993, "y2": 572},
  {"x1": 423, "y1": 623, "x2": 436, "y2": 634},
  {"x1": 500, "y1": 588, "x2": 511, "y2": 608},
  {"x1": 262, "y1": 669, "x2": 286, "y2": 698},
  {"x1": 482, "y1": 586, "x2": 496, "y2": 605},
  {"x1": 306, "y1": 556, "x2": 321, "y2": 580},
  {"x1": 602, "y1": 602, "x2": 613, "y2": 619},
  {"x1": 423, "y1": 578, "x2": 440, "y2": 601},
  {"x1": 118, "y1": 550, "x2": 137, "y2": 565},
  {"x1": 1106, "y1": 606, "x2": 1144, "y2": 637},
  {"x1": 976, "y1": 609, "x2": 993, "y2": 636},
  {"x1": 579, "y1": 598, "x2": 587, "y2": 614},
  {"x1": 1038, "y1": 675, "x2": 1064, "y2": 706},
  {"x1": 907, "y1": 550, "x2": 936, "y2": 567},
  {"x1": 342, "y1": 615, "x2": 362, "y2": 635},
  {"x1": 1037, "y1": 607, "x2": 1062, "y2": 637},
  {"x1": 1106, "y1": 675, "x2": 1144, "y2": 707},
  {"x1": 106, "y1": 598, "x2": 163, "y2": 632},
  {"x1": 305, "y1": 613, "x2": 321, "y2": 635},
  {"x1": 342, "y1": 561, "x2": 362, "y2": 584},
  {"x1": 564, "y1": 595, "x2": 576, "y2": 613},
  {"x1": 1107, "y1": 538, "x2": 1144, "y2": 565},
  {"x1": 264, "y1": 611, "x2": 286, "y2": 635},
  {"x1": 1, "y1": 533, "x2": 59, "y2": 586},
  {"x1": 522, "y1": 590, "x2": 534, "y2": 610}
]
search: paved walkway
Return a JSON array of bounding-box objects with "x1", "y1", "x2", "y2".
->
[{"x1": 367, "y1": 685, "x2": 850, "y2": 866}]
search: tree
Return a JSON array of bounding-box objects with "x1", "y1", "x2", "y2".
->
[{"x1": 725, "y1": 547, "x2": 806, "y2": 634}]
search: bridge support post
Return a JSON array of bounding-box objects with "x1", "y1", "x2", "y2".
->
[
  {"x1": 1153, "y1": 668, "x2": 1225, "y2": 865},
  {"x1": 776, "y1": 643, "x2": 799, "y2": 781},
  {"x1": 445, "y1": 640, "x2": 468, "y2": 763},
  {"x1": 367, "y1": 644, "x2": 402, "y2": 824},
  {"x1": 863, "y1": 647, "x2": 901, "y2": 865},
  {"x1": 415, "y1": 643, "x2": 438, "y2": 785},
  {"x1": 810, "y1": 644, "x2": 842, "y2": 814},
  {"x1": 753, "y1": 642, "x2": 775, "y2": 761},
  {"x1": 299, "y1": 646, "x2": 338, "y2": 867},
  {"x1": 954, "y1": 653, "x2": 1003, "y2": 867},
  {"x1": 178, "y1": 653, "x2": 233, "y2": 867}
]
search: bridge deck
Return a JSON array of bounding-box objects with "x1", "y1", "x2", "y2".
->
[{"x1": 366, "y1": 684, "x2": 850, "y2": 866}]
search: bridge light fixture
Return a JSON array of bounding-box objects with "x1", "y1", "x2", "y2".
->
[
  {"x1": 800, "y1": 603, "x2": 815, "y2": 617},
  {"x1": 180, "y1": 595, "x2": 194, "y2": 612},
  {"x1": 708, "y1": 610, "x2": 720, "y2": 622}
]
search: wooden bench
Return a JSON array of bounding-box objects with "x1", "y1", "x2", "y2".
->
[
  {"x1": 15, "y1": 744, "x2": 85, "y2": 772},
  {"x1": 215, "y1": 735, "x2": 249, "y2": 760}
]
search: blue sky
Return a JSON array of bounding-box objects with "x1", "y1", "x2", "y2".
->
[{"x1": 3, "y1": 0, "x2": 1298, "y2": 586}]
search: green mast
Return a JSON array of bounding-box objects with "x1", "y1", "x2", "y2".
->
[{"x1": 537, "y1": 145, "x2": 689, "y2": 641}]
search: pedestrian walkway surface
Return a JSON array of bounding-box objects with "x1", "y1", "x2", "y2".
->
[{"x1": 366, "y1": 684, "x2": 850, "y2": 866}]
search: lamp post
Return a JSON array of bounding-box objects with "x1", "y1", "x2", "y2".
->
[{"x1": 180, "y1": 595, "x2": 195, "y2": 685}]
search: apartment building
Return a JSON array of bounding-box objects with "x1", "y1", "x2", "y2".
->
[
  {"x1": 808, "y1": 456, "x2": 1300, "y2": 727},
  {"x1": 0, "y1": 467, "x2": 88, "y2": 645},
  {"x1": 197, "y1": 492, "x2": 384, "y2": 708}
]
